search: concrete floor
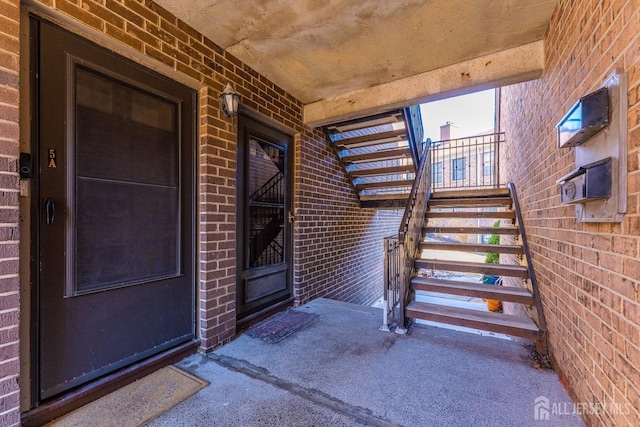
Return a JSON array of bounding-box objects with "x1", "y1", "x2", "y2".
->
[{"x1": 148, "y1": 298, "x2": 585, "y2": 426}]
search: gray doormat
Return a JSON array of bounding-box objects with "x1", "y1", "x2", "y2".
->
[{"x1": 246, "y1": 309, "x2": 319, "y2": 343}]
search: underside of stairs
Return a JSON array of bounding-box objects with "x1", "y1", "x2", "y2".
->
[
  {"x1": 325, "y1": 107, "x2": 423, "y2": 209},
  {"x1": 403, "y1": 186, "x2": 547, "y2": 352}
]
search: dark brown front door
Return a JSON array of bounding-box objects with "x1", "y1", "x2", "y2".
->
[
  {"x1": 34, "y1": 20, "x2": 196, "y2": 400},
  {"x1": 237, "y1": 116, "x2": 293, "y2": 320}
]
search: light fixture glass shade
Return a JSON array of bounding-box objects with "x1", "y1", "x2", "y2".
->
[{"x1": 220, "y1": 83, "x2": 240, "y2": 118}]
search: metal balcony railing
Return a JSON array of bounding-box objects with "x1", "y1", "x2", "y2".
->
[{"x1": 430, "y1": 132, "x2": 505, "y2": 191}]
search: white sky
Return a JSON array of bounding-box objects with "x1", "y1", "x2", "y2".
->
[{"x1": 420, "y1": 89, "x2": 496, "y2": 141}]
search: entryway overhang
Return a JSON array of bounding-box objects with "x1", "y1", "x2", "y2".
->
[{"x1": 153, "y1": 0, "x2": 556, "y2": 125}]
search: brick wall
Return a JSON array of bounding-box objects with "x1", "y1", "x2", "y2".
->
[
  {"x1": 294, "y1": 128, "x2": 402, "y2": 306},
  {"x1": 0, "y1": 0, "x2": 20, "y2": 425},
  {"x1": 500, "y1": 0, "x2": 639, "y2": 425},
  {"x1": 294, "y1": 131, "x2": 402, "y2": 305},
  {"x1": 198, "y1": 86, "x2": 238, "y2": 350},
  {"x1": 5, "y1": 0, "x2": 400, "y2": 414}
]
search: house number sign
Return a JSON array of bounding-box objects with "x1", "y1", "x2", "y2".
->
[{"x1": 48, "y1": 148, "x2": 57, "y2": 168}]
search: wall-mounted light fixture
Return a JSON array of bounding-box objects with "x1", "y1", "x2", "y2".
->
[
  {"x1": 557, "y1": 87, "x2": 609, "y2": 148},
  {"x1": 219, "y1": 83, "x2": 240, "y2": 129}
]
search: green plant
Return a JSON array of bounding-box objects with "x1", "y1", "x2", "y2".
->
[{"x1": 485, "y1": 220, "x2": 501, "y2": 264}]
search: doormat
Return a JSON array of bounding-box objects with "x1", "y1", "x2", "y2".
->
[
  {"x1": 246, "y1": 309, "x2": 319, "y2": 343},
  {"x1": 47, "y1": 366, "x2": 208, "y2": 427}
]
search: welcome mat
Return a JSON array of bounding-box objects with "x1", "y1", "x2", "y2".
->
[
  {"x1": 47, "y1": 366, "x2": 208, "y2": 427},
  {"x1": 246, "y1": 309, "x2": 319, "y2": 343}
]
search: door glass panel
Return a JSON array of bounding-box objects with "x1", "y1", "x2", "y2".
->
[
  {"x1": 247, "y1": 138, "x2": 285, "y2": 268},
  {"x1": 74, "y1": 66, "x2": 180, "y2": 294}
]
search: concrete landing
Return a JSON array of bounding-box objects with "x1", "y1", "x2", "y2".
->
[{"x1": 149, "y1": 298, "x2": 584, "y2": 426}]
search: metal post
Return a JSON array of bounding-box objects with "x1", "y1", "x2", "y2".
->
[
  {"x1": 395, "y1": 244, "x2": 407, "y2": 335},
  {"x1": 381, "y1": 238, "x2": 391, "y2": 332},
  {"x1": 496, "y1": 134, "x2": 501, "y2": 188}
]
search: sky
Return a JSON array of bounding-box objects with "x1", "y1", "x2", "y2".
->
[{"x1": 419, "y1": 89, "x2": 496, "y2": 141}]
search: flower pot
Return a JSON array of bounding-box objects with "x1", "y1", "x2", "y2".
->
[
  {"x1": 482, "y1": 275, "x2": 502, "y2": 312},
  {"x1": 486, "y1": 299, "x2": 502, "y2": 312}
]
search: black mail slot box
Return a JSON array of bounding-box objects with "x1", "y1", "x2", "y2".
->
[{"x1": 559, "y1": 157, "x2": 611, "y2": 204}]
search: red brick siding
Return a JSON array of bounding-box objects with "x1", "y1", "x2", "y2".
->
[
  {"x1": 500, "y1": 0, "x2": 640, "y2": 425},
  {"x1": 0, "y1": 0, "x2": 20, "y2": 424},
  {"x1": 198, "y1": 87, "x2": 238, "y2": 350},
  {"x1": 11, "y1": 0, "x2": 398, "y2": 404}
]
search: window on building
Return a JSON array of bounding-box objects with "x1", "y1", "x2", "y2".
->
[
  {"x1": 452, "y1": 158, "x2": 466, "y2": 181},
  {"x1": 483, "y1": 152, "x2": 494, "y2": 177},
  {"x1": 433, "y1": 162, "x2": 443, "y2": 183}
]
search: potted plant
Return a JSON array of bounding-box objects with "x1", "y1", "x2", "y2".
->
[{"x1": 483, "y1": 220, "x2": 502, "y2": 312}]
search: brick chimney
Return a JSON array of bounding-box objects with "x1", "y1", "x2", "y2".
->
[{"x1": 440, "y1": 121, "x2": 453, "y2": 141}]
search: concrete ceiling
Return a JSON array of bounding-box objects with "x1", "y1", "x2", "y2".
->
[{"x1": 155, "y1": 0, "x2": 557, "y2": 126}]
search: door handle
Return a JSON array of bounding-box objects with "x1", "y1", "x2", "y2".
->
[
  {"x1": 287, "y1": 211, "x2": 295, "y2": 223},
  {"x1": 45, "y1": 198, "x2": 56, "y2": 224}
]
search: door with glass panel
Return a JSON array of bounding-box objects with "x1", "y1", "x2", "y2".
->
[
  {"x1": 237, "y1": 116, "x2": 293, "y2": 320},
  {"x1": 35, "y1": 20, "x2": 195, "y2": 400}
]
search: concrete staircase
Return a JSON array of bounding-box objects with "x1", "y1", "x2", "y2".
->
[{"x1": 405, "y1": 187, "x2": 545, "y2": 341}]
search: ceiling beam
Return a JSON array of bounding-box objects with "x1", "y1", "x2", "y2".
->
[{"x1": 303, "y1": 40, "x2": 544, "y2": 128}]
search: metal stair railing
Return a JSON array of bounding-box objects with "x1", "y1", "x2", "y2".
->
[
  {"x1": 249, "y1": 210, "x2": 284, "y2": 267},
  {"x1": 250, "y1": 171, "x2": 284, "y2": 203},
  {"x1": 382, "y1": 140, "x2": 432, "y2": 333},
  {"x1": 403, "y1": 105, "x2": 425, "y2": 168},
  {"x1": 381, "y1": 235, "x2": 401, "y2": 332},
  {"x1": 253, "y1": 236, "x2": 284, "y2": 267},
  {"x1": 508, "y1": 182, "x2": 548, "y2": 356}
]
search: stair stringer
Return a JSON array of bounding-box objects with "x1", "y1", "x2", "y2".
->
[
  {"x1": 507, "y1": 183, "x2": 549, "y2": 356},
  {"x1": 405, "y1": 186, "x2": 548, "y2": 356}
]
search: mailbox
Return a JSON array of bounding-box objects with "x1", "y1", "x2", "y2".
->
[
  {"x1": 557, "y1": 87, "x2": 609, "y2": 148},
  {"x1": 558, "y1": 158, "x2": 611, "y2": 204},
  {"x1": 555, "y1": 71, "x2": 627, "y2": 222}
]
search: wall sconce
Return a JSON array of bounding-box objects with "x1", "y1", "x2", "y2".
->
[{"x1": 219, "y1": 82, "x2": 240, "y2": 129}]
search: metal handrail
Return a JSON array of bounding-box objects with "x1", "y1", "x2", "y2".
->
[
  {"x1": 508, "y1": 183, "x2": 548, "y2": 355},
  {"x1": 403, "y1": 105, "x2": 424, "y2": 168},
  {"x1": 398, "y1": 140, "x2": 431, "y2": 240}
]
